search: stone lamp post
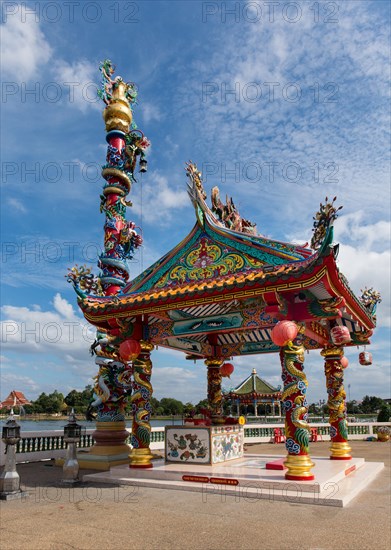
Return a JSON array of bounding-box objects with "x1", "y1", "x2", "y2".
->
[
  {"x1": 0, "y1": 409, "x2": 28, "y2": 500},
  {"x1": 62, "y1": 409, "x2": 84, "y2": 484}
]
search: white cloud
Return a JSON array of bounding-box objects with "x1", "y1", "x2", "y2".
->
[
  {"x1": 52, "y1": 59, "x2": 99, "y2": 113},
  {"x1": 132, "y1": 171, "x2": 190, "y2": 226},
  {"x1": 1, "y1": 9, "x2": 52, "y2": 80},
  {"x1": 53, "y1": 292, "x2": 75, "y2": 320},
  {"x1": 334, "y1": 213, "x2": 390, "y2": 327},
  {"x1": 1, "y1": 295, "x2": 95, "y2": 356},
  {"x1": 7, "y1": 198, "x2": 27, "y2": 213},
  {"x1": 140, "y1": 102, "x2": 162, "y2": 123},
  {"x1": 1, "y1": 372, "x2": 40, "y2": 395}
]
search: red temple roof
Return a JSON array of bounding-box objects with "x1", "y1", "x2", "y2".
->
[{"x1": 1, "y1": 390, "x2": 31, "y2": 408}]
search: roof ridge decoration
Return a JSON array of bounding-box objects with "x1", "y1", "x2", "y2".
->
[
  {"x1": 359, "y1": 287, "x2": 382, "y2": 319},
  {"x1": 311, "y1": 196, "x2": 343, "y2": 251},
  {"x1": 186, "y1": 161, "x2": 257, "y2": 235}
]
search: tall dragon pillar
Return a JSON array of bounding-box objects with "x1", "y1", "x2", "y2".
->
[
  {"x1": 280, "y1": 334, "x2": 314, "y2": 480},
  {"x1": 67, "y1": 60, "x2": 149, "y2": 469},
  {"x1": 130, "y1": 341, "x2": 154, "y2": 468},
  {"x1": 321, "y1": 347, "x2": 351, "y2": 460}
]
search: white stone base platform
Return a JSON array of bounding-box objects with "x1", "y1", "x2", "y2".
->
[{"x1": 83, "y1": 454, "x2": 384, "y2": 507}]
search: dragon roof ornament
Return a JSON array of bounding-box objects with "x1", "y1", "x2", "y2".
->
[
  {"x1": 360, "y1": 287, "x2": 382, "y2": 317},
  {"x1": 186, "y1": 161, "x2": 257, "y2": 235},
  {"x1": 311, "y1": 196, "x2": 343, "y2": 250}
]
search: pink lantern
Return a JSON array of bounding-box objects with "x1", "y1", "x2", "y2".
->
[
  {"x1": 271, "y1": 321, "x2": 299, "y2": 347},
  {"x1": 359, "y1": 351, "x2": 372, "y2": 366},
  {"x1": 220, "y1": 362, "x2": 234, "y2": 378},
  {"x1": 330, "y1": 326, "x2": 351, "y2": 345},
  {"x1": 340, "y1": 356, "x2": 349, "y2": 369},
  {"x1": 119, "y1": 339, "x2": 141, "y2": 361}
]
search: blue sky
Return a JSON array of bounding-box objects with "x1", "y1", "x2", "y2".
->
[{"x1": 1, "y1": 0, "x2": 390, "y2": 406}]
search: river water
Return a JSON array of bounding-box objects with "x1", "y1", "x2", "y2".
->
[{"x1": 0, "y1": 418, "x2": 184, "y2": 432}]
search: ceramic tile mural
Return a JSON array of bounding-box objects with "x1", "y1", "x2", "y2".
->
[
  {"x1": 212, "y1": 430, "x2": 244, "y2": 463},
  {"x1": 165, "y1": 428, "x2": 210, "y2": 463}
]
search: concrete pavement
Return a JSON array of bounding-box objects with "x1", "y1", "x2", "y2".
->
[{"x1": 0, "y1": 441, "x2": 390, "y2": 550}]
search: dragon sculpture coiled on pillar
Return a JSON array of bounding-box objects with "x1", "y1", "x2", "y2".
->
[
  {"x1": 130, "y1": 341, "x2": 154, "y2": 466},
  {"x1": 321, "y1": 347, "x2": 351, "y2": 459},
  {"x1": 279, "y1": 329, "x2": 314, "y2": 480}
]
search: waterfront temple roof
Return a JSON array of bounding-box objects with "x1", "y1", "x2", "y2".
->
[
  {"x1": 229, "y1": 369, "x2": 281, "y2": 397},
  {"x1": 75, "y1": 163, "x2": 378, "y2": 359},
  {"x1": 1, "y1": 390, "x2": 31, "y2": 409}
]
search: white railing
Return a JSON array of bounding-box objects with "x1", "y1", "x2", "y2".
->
[{"x1": 1, "y1": 422, "x2": 389, "y2": 465}]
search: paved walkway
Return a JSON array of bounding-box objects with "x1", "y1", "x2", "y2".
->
[{"x1": 1, "y1": 441, "x2": 390, "y2": 550}]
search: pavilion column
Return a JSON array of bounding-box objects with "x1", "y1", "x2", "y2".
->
[
  {"x1": 88, "y1": 358, "x2": 133, "y2": 463},
  {"x1": 205, "y1": 358, "x2": 224, "y2": 424},
  {"x1": 280, "y1": 338, "x2": 314, "y2": 480},
  {"x1": 236, "y1": 400, "x2": 240, "y2": 416},
  {"x1": 321, "y1": 347, "x2": 351, "y2": 460},
  {"x1": 130, "y1": 341, "x2": 154, "y2": 468}
]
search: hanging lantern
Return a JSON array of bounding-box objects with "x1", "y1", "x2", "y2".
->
[
  {"x1": 359, "y1": 351, "x2": 372, "y2": 366},
  {"x1": 271, "y1": 321, "x2": 299, "y2": 347},
  {"x1": 139, "y1": 158, "x2": 148, "y2": 173},
  {"x1": 119, "y1": 339, "x2": 141, "y2": 361},
  {"x1": 220, "y1": 362, "x2": 234, "y2": 378},
  {"x1": 340, "y1": 356, "x2": 349, "y2": 369},
  {"x1": 330, "y1": 326, "x2": 351, "y2": 345}
]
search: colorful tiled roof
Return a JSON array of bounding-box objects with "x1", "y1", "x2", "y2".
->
[{"x1": 231, "y1": 369, "x2": 281, "y2": 396}]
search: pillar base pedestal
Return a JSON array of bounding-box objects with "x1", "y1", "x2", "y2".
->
[
  {"x1": 129, "y1": 447, "x2": 153, "y2": 468},
  {"x1": 284, "y1": 454, "x2": 315, "y2": 481},
  {"x1": 55, "y1": 420, "x2": 132, "y2": 471},
  {"x1": 56, "y1": 450, "x2": 131, "y2": 471},
  {"x1": 330, "y1": 441, "x2": 352, "y2": 460}
]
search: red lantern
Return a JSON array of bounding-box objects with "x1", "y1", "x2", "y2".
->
[
  {"x1": 220, "y1": 362, "x2": 234, "y2": 378},
  {"x1": 271, "y1": 321, "x2": 299, "y2": 347},
  {"x1": 340, "y1": 356, "x2": 349, "y2": 369},
  {"x1": 330, "y1": 326, "x2": 351, "y2": 345},
  {"x1": 359, "y1": 351, "x2": 372, "y2": 366},
  {"x1": 119, "y1": 339, "x2": 141, "y2": 361}
]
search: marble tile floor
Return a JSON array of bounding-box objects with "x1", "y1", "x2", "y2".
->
[{"x1": 83, "y1": 453, "x2": 384, "y2": 507}]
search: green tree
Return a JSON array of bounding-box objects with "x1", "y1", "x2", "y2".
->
[
  {"x1": 346, "y1": 400, "x2": 362, "y2": 414},
  {"x1": 377, "y1": 404, "x2": 390, "y2": 422},
  {"x1": 64, "y1": 390, "x2": 83, "y2": 410},
  {"x1": 64, "y1": 386, "x2": 94, "y2": 414},
  {"x1": 159, "y1": 398, "x2": 184, "y2": 415},
  {"x1": 33, "y1": 390, "x2": 64, "y2": 414},
  {"x1": 150, "y1": 397, "x2": 160, "y2": 415},
  {"x1": 361, "y1": 395, "x2": 384, "y2": 414}
]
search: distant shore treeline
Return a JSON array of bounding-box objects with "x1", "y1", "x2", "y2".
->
[
  {"x1": 1, "y1": 388, "x2": 389, "y2": 422},
  {"x1": 0, "y1": 387, "x2": 210, "y2": 418}
]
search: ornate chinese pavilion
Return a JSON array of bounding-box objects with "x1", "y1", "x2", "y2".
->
[
  {"x1": 68, "y1": 61, "x2": 381, "y2": 480},
  {"x1": 224, "y1": 369, "x2": 282, "y2": 417}
]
